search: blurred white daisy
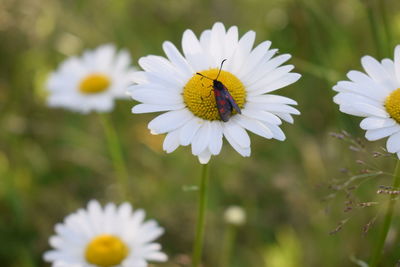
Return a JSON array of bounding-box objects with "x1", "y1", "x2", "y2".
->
[
  {"x1": 47, "y1": 44, "x2": 136, "y2": 113},
  {"x1": 333, "y1": 45, "x2": 400, "y2": 158},
  {"x1": 128, "y1": 22, "x2": 300, "y2": 164},
  {"x1": 44, "y1": 200, "x2": 167, "y2": 267}
]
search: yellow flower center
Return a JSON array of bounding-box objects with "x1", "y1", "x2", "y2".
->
[
  {"x1": 85, "y1": 234, "x2": 129, "y2": 267},
  {"x1": 385, "y1": 88, "x2": 400, "y2": 123},
  {"x1": 79, "y1": 73, "x2": 111, "y2": 94},
  {"x1": 183, "y1": 69, "x2": 246, "y2": 121}
]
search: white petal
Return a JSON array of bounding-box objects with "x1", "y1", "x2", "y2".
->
[
  {"x1": 140, "y1": 68, "x2": 184, "y2": 89},
  {"x1": 352, "y1": 103, "x2": 388, "y2": 118},
  {"x1": 246, "y1": 65, "x2": 294, "y2": 90},
  {"x1": 208, "y1": 22, "x2": 226, "y2": 65},
  {"x1": 394, "y1": 45, "x2": 400, "y2": 84},
  {"x1": 264, "y1": 123, "x2": 286, "y2": 141},
  {"x1": 274, "y1": 112, "x2": 294, "y2": 124},
  {"x1": 245, "y1": 54, "x2": 291, "y2": 84},
  {"x1": 130, "y1": 89, "x2": 182, "y2": 105},
  {"x1": 365, "y1": 125, "x2": 400, "y2": 141},
  {"x1": 144, "y1": 251, "x2": 168, "y2": 262},
  {"x1": 362, "y1": 55, "x2": 397, "y2": 89},
  {"x1": 199, "y1": 29, "x2": 211, "y2": 51},
  {"x1": 241, "y1": 49, "x2": 278, "y2": 82},
  {"x1": 223, "y1": 126, "x2": 251, "y2": 157},
  {"x1": 238, "y1": 40, "x2": 272, "y2": 80},
  {"x1": 138, "y1": 55, "x2": 183, "y2": 83},
  {"x1": 182, "y1": 29, "x2": 210, "y2": 70},
  {"x1": 241, "y1": 109, "x2": 282, "y2": 125},
  {"x1": 224, "y1": 25, "x2": 239, "y2": 60},
  {"x1": 148, "y1": 109, "x2": 193, "y2": 134},
  {"x1": 224, "y1": 121, "x2": 250, "y2": 148},
  {"x1": 249, "y1": 103, "x2": 300, "y2": 115},
  {"x1": 191, "y1": 122, "x2": 211, "y2": 155},
  {"x1": 333, "y1": 92, "x2": 382, "y2": 109},
  {"x1": 337, "y1": 104, "x2": 372, "y2": 117},
  {"x1": 381, "y1": 59, "x2": 396, "y2": 80},
  {"x1": 208, "y1": 121, "x2": 223, "y2": 155},
  {"x1": 334, "y1": 78, "x2": 387, "y2": 102},
  {"x1": 249, "y1": 73, "x2": 301, "y2": 95},
  {"x1": 360, "y1": 117, "x2": 396, "y2": 130},
  {"x1": 179, "y1": 117, "x2": 203, "y2": 146},
  {"x1": 247, "y1": 94, "x2": 297, "y2": 105},
  {"x1": 132, "y1": 103, "x2": 185, "y2": 113},
  {"x1": 130, "y1": 71, "x2": 148, "y2": 84},
  {"x1": 162, "y1": 41, "x2": 193, "y2": 80},
  {"x1": 227, "y1": 31, "x2": 256, "y2": 74},
  {"x1": 198, "y1": 149, "x2": 212, "y2": 164},
  {"x1": 163, "y1": 129, "x2": 181, "y2": 153},
  {"x1": 233, "y1": 115, "x2": 273, "y2": 139},
  {"x1": 387, "y1": 131, "x2": 400, "y2": 153},
  {"x1": 113, "y1": 49, "x2": 131, "y2": 72}
]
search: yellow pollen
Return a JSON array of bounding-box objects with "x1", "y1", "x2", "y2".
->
[
  {"x1": 385, "y1": 88, "x2": 400, "y2": 123},
  {"x1": 85, "y1": 234, "x2": 129, "y2": 267},
  {"x1": 183, "y1": 69, "x2": 246, "y2": 121},
  {"x1": 79, "y1": 73, "x2": 111, "y2": 94}
]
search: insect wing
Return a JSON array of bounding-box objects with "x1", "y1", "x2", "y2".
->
[
  {"x1": 226, "y1": 90, "x2": 241, "y2": 114},
  {"x1": 214, "y1": 88, "x2": 232, "y2": 122}
]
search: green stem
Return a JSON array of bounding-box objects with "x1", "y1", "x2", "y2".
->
[
  {"x1": 369, "y1": 160, "x2": 400, "y2": 267},
  {"x1": 364, "y1": 0, "x2": 384, "y2": 58},
  {"x1": 220, "y1": 224, "x2": 237, "y2": 267},
  {"x1": 378, "y1": 0, "x2": 391, "y2": 57},
  {"x1": 192, "y1": 163, "x2": 210, "y2": 267},
  {"x1": 99, "y1": 113, "x2": 129, "y2": 200}
]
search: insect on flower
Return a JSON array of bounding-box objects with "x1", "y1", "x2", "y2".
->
[
  {"x1": 196, "y1": 59, "x2": 241, "y2": 122},
  {"x1": 129, "y1": 22, "x2": 301, "y2": 163}
]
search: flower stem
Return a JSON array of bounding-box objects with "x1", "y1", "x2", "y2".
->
[
  {"x1": 98, "y1": 113, "x2": 129, "y2": 200},
  {"x1": 220, "y1": 224, "x2": 237, "y2": 267},
  {"x1": 369, "y1": 159, "x2": 400, "y2": 267},
  {"x1": 192, "y1": 163, "x2": 210, "y2": 267},
  {"x1": 378, "y1": 0, "x2": 392, "y2": 57},
  {"x1": 364, "y1": 0, "x2": 384, "y2": 58}
]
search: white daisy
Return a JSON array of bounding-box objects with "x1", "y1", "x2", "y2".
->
[
  {"x1": 333, "y1": 46, "x2": 400, "y2": 158},
  {"x1": 128, "y1": 22, "x2": 301, "y2": 164},
  {"x1": 47, "y1": 44, "x2": 136, "y2": 113},
  {"x1": 44, "y1": 200, "x2": 167, "y2": 267}
]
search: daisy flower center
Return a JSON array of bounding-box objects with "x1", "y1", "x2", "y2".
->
[
  {"x1": 79, "y1": 73, "x2": 111, "y2": 94},
  {"x1": 183, "y1": 69, "x2": 246, "y2": 121},
  {"x1": 385, "y1": 88, "x2": 400, "y2": 123},
  {"x1": 85, "y1": 234, "x2": 129, "y2": 266}
]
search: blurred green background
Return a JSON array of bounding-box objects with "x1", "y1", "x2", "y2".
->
[{"x1": 1, "y1": 0, "x2": 400, "y2": 266}]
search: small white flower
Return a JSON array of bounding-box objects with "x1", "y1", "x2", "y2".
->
[
  {"x1": 44, "y1": 200, "x2": 167, "y2": 267},
  {"x1": 224, "y1": 206, "x2": 246, "y2": 226},
  {"x1": 128, "y1": 22, "x2": 300, "y2": 164},
  {"x1": 333, "y1": 45, "x2": 400, "y2": 158},
  {"x1": 47, "y1": 44, "x2": 136, "y2": 113}
]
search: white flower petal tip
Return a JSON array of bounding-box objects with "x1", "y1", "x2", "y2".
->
[
  {"x1": 46, "y1": 44, "x2": 136, "y2": 113},
  {"x1": 130, "y1": 22, "x2": 299, "y2": 161},
  {"x1": 198, "y1": 153, "x2": 212, "y2": 164},
  {"x1": 333, "y1": 46, "x2": 400, "y2": 157},
  {"x1": 43, "y1": 200, "x2": 166, "y2": 267}
]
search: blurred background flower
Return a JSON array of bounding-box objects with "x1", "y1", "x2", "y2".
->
[
  {"x1": 44, "y1": 200, "x2": 167, "y2": 267},
  {"x1": 1, "y1": 0, "x2": 400, "y2": 266},
  {"x1": 47, "y1": 44, "x2": 135, "y2": 113}
]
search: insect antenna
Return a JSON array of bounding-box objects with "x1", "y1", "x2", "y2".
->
[
  {"x1": 215, "y1": 59, "x2": 227, "y2": 80},
  {"x1": 196, "y1": 72, "x2": 213, "y2": 81}
]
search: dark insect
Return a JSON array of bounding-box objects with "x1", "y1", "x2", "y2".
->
[{"x1": 196, "y1": 59, "x2": 241, "y2": 122}]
